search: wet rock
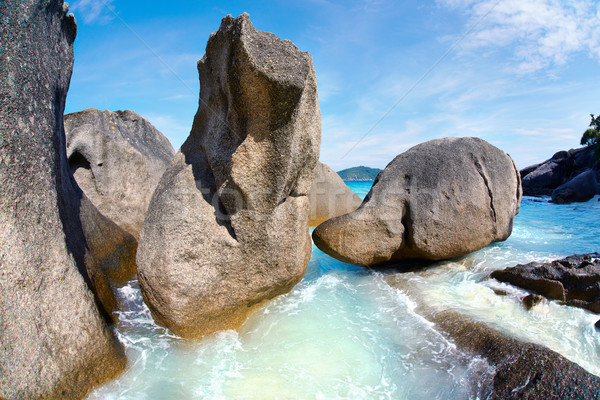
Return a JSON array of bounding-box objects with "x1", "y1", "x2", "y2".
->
[
  {"x1": 308, "y1": 162, "x2": 362, "y2": 226},
  {"x1": 491, "y1": 253, "x2": 600, "y2": 313},
  {"x1": 313, "y1": 137, "x2": 522, "y2": 266},
  {"x1": 595, "y1": 320, "x2": 600, "y2": 330},
  {"x1": 521, "y1": 145, "x2": 598, "y2": 201},
  {"x1": 551, "y1": 169, "x2": 600, "y2": 204},
  {"x1": 0, "y1": 1, "x2": 126, "y2": 398},
  {"x1": 65, "y1": 108, "x2": 175, "y2": 237},
  {"x1": 136, "y1": 14, "x2": 320, "y2": 338},
  {"x1": 522, "y1": 294, "x2": 544, "y2": 310},
  {"x1": 434, "y1": 310, "x2": 600, "y2": 399}
]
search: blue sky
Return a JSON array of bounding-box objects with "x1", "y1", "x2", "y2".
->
[{"x1": 65, "y1": 0, "x2": 600, "y2": 170}]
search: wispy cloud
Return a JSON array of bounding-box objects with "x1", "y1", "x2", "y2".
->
[
  {"x1": 439, "y1": 0, "x2": 600, "y2": 73},
  {"x1": 69, "y1": 0, "x2": 114, "y2": 24}
]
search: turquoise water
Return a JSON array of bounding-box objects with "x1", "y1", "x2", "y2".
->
[{"x1": 88, "y1": 182, "x2": 600, "y2": 399}]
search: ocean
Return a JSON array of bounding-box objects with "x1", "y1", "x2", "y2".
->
[{"x1": 88, "y1": 181, "x2": 600, "y2": 399}]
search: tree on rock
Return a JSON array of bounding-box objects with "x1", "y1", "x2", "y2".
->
[{"x1": 580, "y1": 114, "x2": 600, "y2": 160}]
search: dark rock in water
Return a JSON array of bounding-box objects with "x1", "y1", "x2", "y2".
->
[
  {"x1": 595, "y1": 320, "x2": 600, "y2": 330},
  {"x1": 65, "y1": 108, "x2": 175, "y2": 237},
  {"x1": 308, "y1": 162, "x2": 362, "y2": 226},
  {"x1": 522, "y1": 294, "x2": 544, "y2": 310},
  {"x1": 136, "y1": 13, "x2": 320, "y2": 338},
  {"x1": 0, "y1": 1, "x2": 126, "y2": 399},
  {"x1": 521, "y1": 145, "x2": 598, "y2": 201},
  {"x1": 313, "y1": 137, "x2": 522, "y2": 266},
  {"x1": 552, "y1": 169, "x2": 600, "y2": 204},
  {"x1": 491, "y1": 253, "x2": 600, "y2": 313},
  {"x1": 434, "y1": 310, "x2": 600, "y2": 399}
]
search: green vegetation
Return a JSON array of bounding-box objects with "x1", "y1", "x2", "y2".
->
[
  {"x1": 580, "y1": 113, "x2": 600, "y2": 160},
  {"x1": 337, "y1": 166, "x2": 381, "y2": 181}
]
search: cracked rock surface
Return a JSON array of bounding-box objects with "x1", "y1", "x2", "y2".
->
[
  {"x1": 313, "y1": 137, "x2": 522, "y2": 266},
  {"x1": 136, "y1": 14, "x2": 320, "y2": 338}
]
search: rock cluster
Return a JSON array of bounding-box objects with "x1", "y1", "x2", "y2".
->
[
  {"x1": 313, "y1": 137, "x2": 522, "y2": 266},
  {"x1": 136, "y1": 14, "x2": 320, "y2": 338},
  {"x1": 308, "y1": 162, "x2": 362, "y2": 226},
  {"x1": 65, "y1": 108, "x2": 175, "y2": 237},
  {"x1": 0, "y1": 1, "x2": 127, "y2": 398},
  {"x1": 521, "y1": 145, "x2": 599, "y2": 203},
  {"x1": 491, "y1": 253, "x2": 600, "y2": 313}
]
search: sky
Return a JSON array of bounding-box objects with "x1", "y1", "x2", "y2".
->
[{"x1": 64, "y1": 0, "x2": 600, "y2": 171}]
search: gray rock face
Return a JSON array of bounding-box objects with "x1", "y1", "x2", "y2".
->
[
  {"x1": 137, "y1": 13, "x2": 320, "y2": 338},
  {"x1": 313, "y1": 137, "x2": 522, "y2": 266},
  {"x1": 0, "y1": 1, "x2": 126, "y2": 399},
  {"x1": 308, "y1": 162, "x2": 362, "y2": 226},
  {"x1": 521, "y1": 145, "x2": 599, "y2": 201},
  {"x1": 551, "y1": 169, "x2": 599, "y2": 204},
  {"x1": 65, "y1": 108, "x2": 175, "y2": 237}
]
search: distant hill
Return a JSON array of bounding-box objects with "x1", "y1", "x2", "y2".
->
[{"x1": 337, "y1": 166, "x2": 381, "y2": 181}]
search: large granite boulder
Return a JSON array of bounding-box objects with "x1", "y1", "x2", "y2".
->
[
  {"x1": 0, "y1": 1, "x2": 126, "y2": 399},
  {"x1": 551, "y1": 169, "x2": 600, "y2": 204},
  {"x1": 313, "y1": 137, "x2": 522, "y2": 266},
  {"x1": 308, "y1": 162, "x2": 362, "y2": 226},
  {"x1": 65, "y1": 108, "x2": 175, "y2": 237},
  {"x1": 491, "y1": 253, "x2": 600, "y2": 313},
  {"x1": 136, "y1": 13, "x2": 320, "y2": 338},
  {"x1": 521, "y1": 145, "x2": 599, "y2": 201}
]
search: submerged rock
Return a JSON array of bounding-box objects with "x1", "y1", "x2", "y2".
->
[
  {"x1": 522, "y1": 294, "x2": 544, "y2": 310},
  {"x1": 491, "y1": 253, "x2": 600, "y2": 313},
  {"x1": 308, "y1": 162, "x2": 362, "y2": 226},
  {"x1": 0, "y1": 1, "x2": 126, "y2": 398},
  {"x1": 313, "y1": 137, "x2": 522, "y2": 266},
  {"x1": 137, "y1": 13, "x2": 320, "y2": 338},
  {"x1": 65, "y1": 108, "x2": 175, "y2": 237}
]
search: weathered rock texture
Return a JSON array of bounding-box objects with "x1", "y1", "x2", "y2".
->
[
  {"x1": 434, "y1": 310, "x2": 600, "y2": 399},
  {"x1": 313, "y1": 137, "x2": 522, "y2": 266},
  {"x1": 65, "y1": 108, "x2": 175, "y2": 237},
  {"x1": 521, "y1": 145, "x2": 600, "y2": 203},
  {"x1": 491, "y1": 253, "x2": 600, "y2": 313},
  {"x1": 137, "y1": 13, "x2": 320, "y2": 338},
  {"x1": 386, "y1": 275, "x2": 600, "y2": 399},
  {"x1": 0, "y1": 1, "x2": 127, "y2": 399},
  {"x1": 308, "y1": 162, "x2": 361, "y2": 226}
]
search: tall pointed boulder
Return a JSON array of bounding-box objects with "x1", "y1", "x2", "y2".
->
[
  {"x1": 137, "y1": 14, "x2": 320, "y2": 338},
  {"x1": 0, "y1": 1, "x2": 127, "y2": 398}
]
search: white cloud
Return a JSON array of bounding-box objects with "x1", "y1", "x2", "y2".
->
[
  {"x1": 69, "y1": 0, "x2": 114, "y2": 24},
  {"x1": 439, "y1": 0, "x2": 600, "y2": 73}
]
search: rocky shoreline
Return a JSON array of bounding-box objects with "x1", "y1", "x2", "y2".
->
[
  {"x1": 2, "y1": 1, "x2": 598, "y2": 398},
  {"x1": 521, "y1": 145, "x2": 599, "y2": 204}
]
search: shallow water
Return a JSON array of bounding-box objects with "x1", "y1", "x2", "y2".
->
[{"x1": 88, "y1": 183, "x2": 600, "y2": 399}]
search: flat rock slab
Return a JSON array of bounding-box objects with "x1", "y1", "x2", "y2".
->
[{"x1": 491, "y1": 253, "x2": 600, "y2": 313}]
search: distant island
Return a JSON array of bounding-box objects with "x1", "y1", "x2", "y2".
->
[{"x1": 337, "y1": 166, "x2": 381, "y2": 181}]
